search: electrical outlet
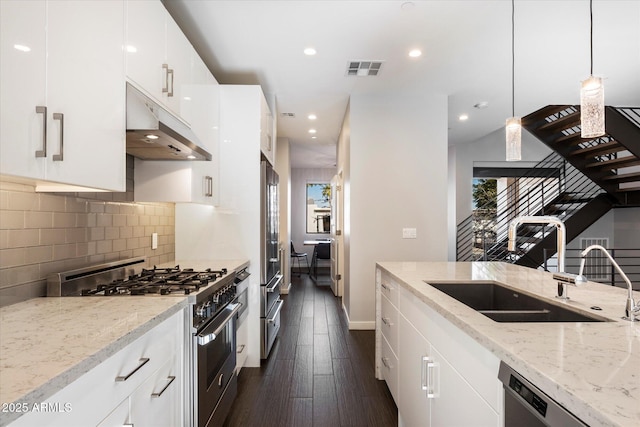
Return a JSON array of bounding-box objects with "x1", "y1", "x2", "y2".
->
[
  {"x1": 402, "y1": 228, "x2": 417, "y2": 239},
  {"x1": 151, "y1": 233, "x2": 158, "y2": 250}
]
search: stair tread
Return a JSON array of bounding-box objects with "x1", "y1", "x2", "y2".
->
[
  {"x1": 585, "y1": 156, "x2": 640, "y2": 169},
  {"x1": 523, "y1": 105, "x2": 572, "y2": 122},
  {"x1": 555, "y1": 132, "x2": 590, "y2": 146},
  {"x1": 569, "y1": 140, "x2": 623, "y2": 157},
  {"x1": 602, "y1": 171, "x2": 640, "y2": 182},
  {"x1": 537, "y1": 111, "x2": 581, "y2": 133}
]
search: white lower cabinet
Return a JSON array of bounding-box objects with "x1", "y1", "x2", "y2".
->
[
  {"x1": 377, "y1": 268, "x2": 502, "y2": 427},
  {"x1": 8, "y1": 310, "x2": 184, "y2": 427}
]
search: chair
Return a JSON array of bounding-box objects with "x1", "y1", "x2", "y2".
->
[
  {"x1": 311, "y1": 242, "x2": 331, "y2": 279},
  {"x1": 290, "y1": 241, "x2": 310, "y2": 275}
]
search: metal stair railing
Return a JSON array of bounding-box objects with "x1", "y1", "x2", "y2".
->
[{"x1": 457, "y1": 150, "x2": 604, "y2": 262}]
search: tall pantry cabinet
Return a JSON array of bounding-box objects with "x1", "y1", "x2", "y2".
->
[{"x1": 0, "y1": 0, "x2": 126, "y2": 191}]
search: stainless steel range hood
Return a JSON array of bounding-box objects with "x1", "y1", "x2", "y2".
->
[{"x1": 126, "y1": 83, "x2": 212, "y2": 161}]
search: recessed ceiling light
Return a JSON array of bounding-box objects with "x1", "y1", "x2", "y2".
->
[
  {"x1": 408, "y1": 49, "x2": 422, "y2": 58},
  {"x1": 304, "y1": 47, "x2": 316, "y2": 56},
  {"x1": 187, "y1": 155, "x2": 196, "y2": 159},
  {"x1": 474, "y1": 102, "x2": 489, "y2": 109},
  {"x1": 125, "y1": 45, "x2": 137, "y2": 53},
  {"x1": 308, "y1": 114, "x2": 317, "y2": 120},
  {"x1": 311, "y1": 136, "x2": 317, "y2": 139},
  {"x1": 308, "y1": 129, "x2": 317, "y2": 134},
  {"x1": 14, "y1": 44, "x2": 31, "y2": 52},
  {"x1": 459, "y1": 114, "x2": 469, "y2": 121},
  {"x1": 145, "y1": 134, "x2": 159, "y2": 139}
]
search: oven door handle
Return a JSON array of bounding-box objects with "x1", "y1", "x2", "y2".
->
[
  {"x1": 266, "y1": 274, "x2": 283, "y2": 293},
  {"x1": 197, "y1": 302, "x2": 242, "y2": 346},
  {"x1": 267, "y1": 299, "x2": 284, "y2": 323}
]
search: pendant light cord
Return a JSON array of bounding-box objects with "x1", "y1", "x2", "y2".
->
[
  {"x1": 511, "y1": 0, "x2": 515, "y2": 117},
  {"x1": 590, "y1": 0, "x2": 593, "y2": 75}
]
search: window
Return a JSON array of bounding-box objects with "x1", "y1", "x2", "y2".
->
[{"x1": 306, "y1": 183, "x2": 331, "y2": 233}]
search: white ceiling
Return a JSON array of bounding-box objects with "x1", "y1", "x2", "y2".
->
[{"x1": 163, "y1": 0, "x2": 640, "y2": 168}]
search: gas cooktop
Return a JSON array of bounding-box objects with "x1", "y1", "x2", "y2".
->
[{"x1": 79, "y1": 265, "x2": 228, "y2": 296}]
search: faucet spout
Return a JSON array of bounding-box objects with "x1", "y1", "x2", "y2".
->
[
  {"x1": 507, "y1": 216, "x2": 566, "y2": 272},
  {"x1": 580, "y1": 244, "x2": 638, "y2": 322}
]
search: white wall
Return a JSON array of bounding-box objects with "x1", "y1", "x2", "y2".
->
[
  {"x1": 276, "y1": 137, "x2": 292, "y2": 293},
  {"x1": 344, "y1": 93, "x2": 449, "y2": 328}
]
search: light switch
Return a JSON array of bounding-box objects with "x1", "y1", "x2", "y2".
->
[
  {"x1": 151, "y1": 232, "x2": 158, "y2": 250},
  {"x1": 402, "y1": 228, "x2": 417, "y2": 239}
]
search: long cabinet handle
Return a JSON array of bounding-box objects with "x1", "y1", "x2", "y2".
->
[
  {"x1": 151, "y1": 375, "x2": 176, "y2": 398},
  {"x1": 381, "y1": 283, "x2": 391, "y2": 291},
  {"x1": 168, "y1": 68, "x2": 174, "y2": 97},
  {"x1": 115, "y1": 357, "x2": 150, "y2": 382},
  {"x1": 420, "y1": 356, "x2": 438, "y2": 398},
  {"x1": 162, "y1": 64, "x2": 169, "y2": 93},
  {"x1": 237, "y1": 344, "x2": 246, "y2": 354},
  {"x1": 35, "y1": 106, "x2": 47, "y2": 158},
  {"x1": 381, "y1": 317, "x2": 393, "y2": 326},
  {"x1": 52, "y1": 113, "x2": 64, "y2": 161},
  {"x1": 267, "y1": 299, "x2": 284, "y2": 323},
  {"x1": 204, "y1": 176, "x2": 213, "y2": 197}
]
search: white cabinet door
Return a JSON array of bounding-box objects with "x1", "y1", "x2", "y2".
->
[
  {"x1": 398, "y1": 315, "x2": 431, "y2": 427},
  {"x1": 0, "y1": 0, "x2": 47, "y2": 180},
  {"x1": 125, "y1": 0, "x2": 167, "y2": 103},
  {"x1": 130, "y1": 356, "x2": 182, "y2": 427},
  {"x1": 164, "y1": 15, "x2": 193, "y2": 117},
  {"x1": 430, "y1": 346, "x2": 500, "y2": 427},
  {"x1": 44, "y1": 0, "x2": 125, "y2": 191},
  {"x1": 134, "y1": 159, "x2": 216, "y2": 205}
]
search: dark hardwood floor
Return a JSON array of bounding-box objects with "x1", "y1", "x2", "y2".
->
[{"x1": 224, "y1": 273, "x2": 398, "y2": 427}]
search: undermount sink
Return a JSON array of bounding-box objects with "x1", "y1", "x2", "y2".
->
[{"x1": 426, "y1": 281, "x2": 608, "y2": 323}]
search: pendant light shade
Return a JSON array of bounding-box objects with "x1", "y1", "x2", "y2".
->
[
  {"x1": 505, "y1": 0, "x2": 521, "y2": 161},
  {"x1": 506, "y1": 117, "x2": 522, "y2": 161},
  {"x1": 581, "y1": 76, "x2": 605, "y2": 138},
  {"x1": 581, "y1": 0, "x2": 605, "y2": 138}
]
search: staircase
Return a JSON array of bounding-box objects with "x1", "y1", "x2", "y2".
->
[
  {"x1": 457, "y1": 105, "x2": 640, "y2": 267},
  {"x1": 522, "y1": 105, "x2": 640, "y2": 205}
]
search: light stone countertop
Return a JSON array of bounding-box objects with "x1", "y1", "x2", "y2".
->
[
  {"x1": 0, "y1": 258, "x2": 249, "y2": 426},
  {"x1": 376, "y1": 261, "x2": 640, "y2": 427}
]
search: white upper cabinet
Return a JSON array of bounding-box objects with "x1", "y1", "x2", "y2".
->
[
  {"x1": 126, "y1": 0, "x2": 200, "y2": 122},
  {"x1": 0, "y1": 0, "x2": 47, "y2": 180},
  {"x1": 0, "y1": 0, "x2": 126, "y2": 191},
  {"x1": 260, "y1": 95, "x2": 275, "y2": 165}
]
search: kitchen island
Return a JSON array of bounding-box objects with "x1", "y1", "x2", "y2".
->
[{"x1": 376, "y1": 261, "x2": 639, "y2": 427}]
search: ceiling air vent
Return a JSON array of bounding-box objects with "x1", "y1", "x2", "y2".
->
[
  {"x1": 280, "y1": 112, "x2": 296, "y2": 118},
  {"x1": 346, "y1": 60, "x2": 384, "y2": 76}
]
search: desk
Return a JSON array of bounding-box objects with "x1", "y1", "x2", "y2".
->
[{"x1": 303, "y1": 239, "x2": 331, "y2": 245}]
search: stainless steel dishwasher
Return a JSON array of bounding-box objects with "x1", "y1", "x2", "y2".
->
[{"x1": 498, "y1": 362, "x2": 588, "y2": 427}]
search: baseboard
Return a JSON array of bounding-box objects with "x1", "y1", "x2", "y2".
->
[{"x1": 342, "y1": 304, "x2": 375, "y2": 330}]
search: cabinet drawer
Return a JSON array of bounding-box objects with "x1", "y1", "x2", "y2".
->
[
  {"x1": 380, "y1": 293, "x2": 398, "y2": 354},
  {"x1": 380, "y1": 335, "x2": 399, "y2": 404},
  {"x1": 380, "y1": 271, "x2": 398, "y2": 307},
  {"x1": 130, "y1": 355, "x2": 183, "y2": 427}
]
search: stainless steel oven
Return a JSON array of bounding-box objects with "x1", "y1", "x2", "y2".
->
[
  {"x1": 195, "y1": 300, "x2": 242, "y2": 427},
  {"x1": 498, "y1": 362, "x2": 587, "y2": 427}
]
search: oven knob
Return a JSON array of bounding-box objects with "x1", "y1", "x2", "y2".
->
[
  {"x1": 213, "y1": 293, "x2": 220, "y2": 304},
  {"x1": 204, "y1": 301, "x2": 212, "y2": 317},
  {"x1": 195, "y1": 304, "x2": 206, "y2": 317}
]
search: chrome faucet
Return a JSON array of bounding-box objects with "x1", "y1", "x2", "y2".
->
[
  {"x1": 577, "y1": 244, "x2": 639, "y2": 322},
  {"x1": 508, "y1": 216, "x2": 580, "y2": 299}
]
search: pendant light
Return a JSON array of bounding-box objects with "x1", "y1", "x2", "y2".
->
[
  {"x1": 580, "y1": 0, "x2": 605, "y2": 138},
  {"x1": 506, "y1": 0, "x2": 521, "y2": 161}
]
